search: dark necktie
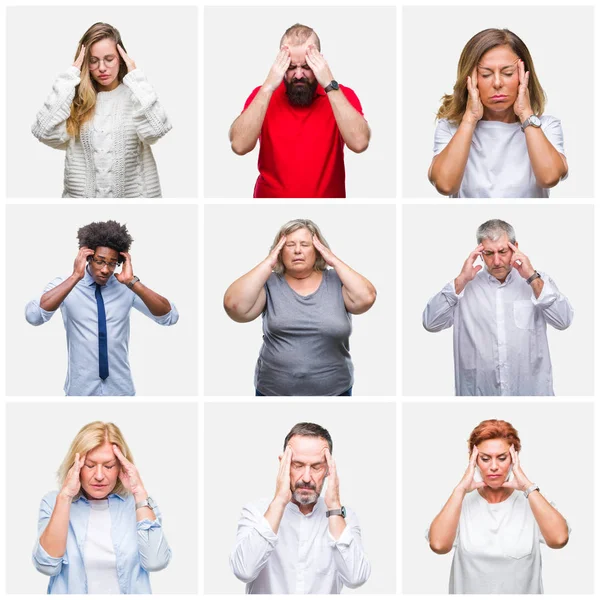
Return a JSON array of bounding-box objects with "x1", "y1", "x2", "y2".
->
[{"x1": 95, "y1": 284, "x2": 109, "y2": 380}]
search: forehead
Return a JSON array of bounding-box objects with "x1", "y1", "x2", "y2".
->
[
  {"x1": 90, "y1": 38, "x2": 117, "y2": 57},
  {"x1": 94, "y1": 246, "x2": 119, "y2": 260},
  {"x1": 477, "y1": 438, "x2": 510, "y2": 455},
  {"x1": 287, "y1": 43, "x2": 312, "y2": 64},
  {"x1": 86, "y1": 440, "x2": 116, "y2": 462},
  {"x1": 481, "y1": 234, "x2": 510, "y2": 251},
  {"x1": 479, "y1": 44, "x2": 519, "y2": 67},
  {"x1": 288, "y1": 435, "x2": 328, "y2": 461},
  {"x1": 285, "y1": 228, "x2": 312, "y2": 243}
]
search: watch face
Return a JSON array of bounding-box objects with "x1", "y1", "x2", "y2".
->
[
  {"x1": 341, "y1": 506, "x2": 347, "y2": 518},
  {"x1": 332, "y1": 81, "x2": 339, "y2": 90},
  {"x1": 530, "y1": 116, "x2": 541, "y2": 127}
]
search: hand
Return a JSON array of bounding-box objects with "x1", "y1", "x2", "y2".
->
[
  {"x1": 273, "y1": 445, "x2": 293, "y2": 505},
  {"x1": 513, "y1": 60, "x2": 533, "y2": 123},
  {"x1": 113, "y1": 444, "x2": 147, "y2": 499},
  {"x1": 73, "y1": 45, "x2": 86, "y2": 70},
  {"x1": 60, "y1": 452, "x2": 86, "y2": 499},
  {"x1": 114, "y1": 251, "x2": 134, "y2": 285},
  {"x1": 117, "y1": 44, "x2": 136, "y2": 73},
  {"x1": 72, "y1": 246, "x2": 95, "y2": 280},
  {"x1": 265, "y1": 235, "x2": 286, "y2": 270},
  {"x1": 502, "y1": 445, "x2": 534, "y2": 491},
  {"x1": 324, "y1": 448, "x2": 341, "y2": 509},
  {"x1": 263, "y1": 47, "x2": 291, "y2": 93},
  {"x1": 463, "y1": 67, "x2": 483, "y2": 125},
  {"x1": 507, "y1": 242, "x2": 535, "y2": 279},
  {"x1": 455, "y1": 244, "x2": 484, "y2": 291},
  {"x1": 305, "y1": 45, "x2": 335, "y2": 88},
  {"x1": 312, "y1": 235, "x2": 338, "y2": 267},
  {"x1": 456, "y1": 446, "x2": 486, "y2": 494}
]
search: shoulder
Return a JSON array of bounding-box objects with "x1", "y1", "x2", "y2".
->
[
  {"x1": 435, "y1": 118, "x2": 457, "y2": 132},
  {"x1": 241, "y1": 497, "x2": 271, "y2": 516},
  {"x1": 338, "y1": 84, "x2": 362, "y2": 110},
  {"x1": 244, "y1": 85, "x2": 271, "y2": 110},
  {"x1": 265, "y1": 272, "x2": 281, "y2": 287},
  {"x1": 324, "y1": 268, "x2": 342, "y2": 285},
  {"x1": 39, "y1": 490, "x2": 60, "y2": 511},
  {"x1": 339, "y1": 84, "x2": 358, "y2": 98}
]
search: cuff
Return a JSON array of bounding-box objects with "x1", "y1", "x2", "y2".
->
[
  {"x1": 530, "y1": 273, "x2": 557, "y2": 306},
  {"x1": 328, "y1": 524, "x2": 352, "y2": 547},
  {"x1": 253, "y1": 515, "x2": 278, "y2": 546},
  {"x1": 33, "y1": 540, "x2": 67, "y2": 567},
  {"x1": 137, "y1": 518, "x2": 161, "y2": 531}
]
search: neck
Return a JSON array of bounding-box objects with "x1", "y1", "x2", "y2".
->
[
  {"x1": 478, "y1": 486, "x2": 513, "y2": 504},
  {"x1": 292, "y1": 498, "x2": 317, "y2": 515},
  {"x1": 481, "y1": 107, "x2": 519, "y2": 123},
  {"x1": 285, "y1": 268, "x2": 318, "y2": 282},
  {"x1": 97, "y1": 79, "x2": 120, "y2": 92}
]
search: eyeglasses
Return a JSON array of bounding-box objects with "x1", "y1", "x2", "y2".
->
[
  {"x1": 89, "y1": 55, "x2": 117, "y2": 70},
  {"x1": 91, "y1": 258, "x2": 118, "y2": 269}
]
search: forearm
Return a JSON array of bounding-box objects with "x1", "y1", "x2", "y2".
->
[
  {"x1": 39, "y1": 275, "x2": 79, "y2": 311},
  {"x1": 422, "y1": 282, "x2": 459, "y2": 332},
  {"x1": 224, "y1": 260, "x2": 271, "y2": 322},
  {"x1": 333, "y1": 259, "x2": 376, "y2": 313},
  {"x1": 327, "y1": 91, "x2": 370, "y2": 153},
  {"x1": 527, "y1": 490, "x2": 569, "y2": 548},
  {"x1": 429, "y1": 120, "x2": 476, "y2": 196},
  {"x1": 263, "y1": 497, "x2": 287, "y2": 534},
  {"x1": 130, "y1": 281, "x2": 171, "y2": 317},
  {"x1": 529, "y1": 277, "x2": 544, "y2": 299},
  {"x1": 229, "y1": 87, "x2": 274, "y2": 155},
  {"x1": 133, "y1": 487, "x2": 156, "y2": 522},
  {"x1": 328, "y1": 514, "x2": 346, "y2": 540},
  {"x1": 429, "y1": 487, "x2": 465, "y2": 553},
  {"x1": 523, "y1": 128, "x2": 567, "y2": 188},
  {"x1": 39, "y1": 493, "x2": 72, "y2": 558}
]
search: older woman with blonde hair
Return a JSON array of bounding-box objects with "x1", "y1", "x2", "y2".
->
[
  {"x1": 429, "y1": 28, "x2": 568, "y2": 198},
  {"x1": 32, "y1": 22, "x2": 171, "y2": 197},
  {"x1": 427, "y1": 419, "x2": 569, "y2": 594},
  {"x1": 33, "y1": 421, "x2": 170, "y2": 593},
  {"x1": 223, "y1": 218, "x2": 376, "y2": 396}
]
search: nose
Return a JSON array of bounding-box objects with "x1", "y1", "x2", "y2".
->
[
  {"x1": 490, "y1": 459, "x2": 499, "y2": 472},
  {"x1": 294, "y1": 245, "x2": 302, "y2": 254},
  {"x1": 293, "y1": 68, "x2": 305, "y2": 80},
  {"x1": 492, "y1": 71, "x2": 502, "y2": 88},
  {"x1": 493, "y1": 253, "x2": 502, "y2": 266},
  {"x1": 94, "y1": 465, "x2": 104, "y2": 480},
  {"x1": 302, "y1": 465, "x2": 311, "y2": 482}
]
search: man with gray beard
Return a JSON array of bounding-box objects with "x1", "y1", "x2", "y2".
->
[{"x1": 230, "y1": 423, "x2": 371, "y2": 594}]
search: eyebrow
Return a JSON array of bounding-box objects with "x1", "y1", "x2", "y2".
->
[
  {"x1": 477, "y1": 60, "x2": 518, "y2": 71},
  {"x1": 479, "y1": 453, "x2": 508, "y2": 458},
  {"x1": 90, "y1": 54, "x2": 116, "y2": 59},
  {"x1": 85, "y1": 459, "x2": 117, "y2": 465},
  {"x1": 292, "y1": 459, "x2": 325, "y2": 466}
]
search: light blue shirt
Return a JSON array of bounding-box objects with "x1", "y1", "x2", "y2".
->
[
  {"x1": 33, "y1": 490, "x2": 171, "y2": 594},
  {"x1": 25, "y1": 268, "x2": 178, "y2": 395}
]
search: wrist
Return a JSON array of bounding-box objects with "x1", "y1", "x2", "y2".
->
[
  {"x1": 260, "y1": 81, "x2": 278, "y2": 96},
  {"x1": 453, "y1": 485, "x2": 468, "y2": 499},
  {"x1": 58, "y1": 489, "x2": 76, "y2": 502},
  {"x1": 70, "y1": 272, "x2": 84, "y2": 283},
  {"x1": 461, "y1": 115, "x2": 479, "y2": 129},
  {"x1": 271, "y1": 495, "x2": 289, "y2": 510},
  {"x1": 133, "y1": 488, "x2": 148, "y2": 502}
]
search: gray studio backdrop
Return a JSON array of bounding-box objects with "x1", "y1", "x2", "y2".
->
[
  {"x1": 402, "y1": 402, "x2": 594, "y2": 594},
  {"x1": 402, "y1": 204, "x2": 594, "y2": 396},
  {"x1": 204, "y1": 5, "x2": 396, "y2": 198},
  {"x1": 204, "y1": 203, "x2": 396, "y2": 396},
  {"x1": 7, "y1": 6, "x2": 198, "y2": 198},
  {"x1": 6, "y1": 204, "x2": 198, "y2": 396},
  {"x1": 204, "y1": 401, "x2": 396, "y2": 594},
  {"x1": 6, "y1": 402, "x2": 198, "y2": 594},
  {"x1": 402, "y1": 5, "x2": 594, "y2": 198}
]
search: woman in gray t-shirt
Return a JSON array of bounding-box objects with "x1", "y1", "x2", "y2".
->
[{"x1": 224, "y1": 219, "x2": 377, "y2": 396}]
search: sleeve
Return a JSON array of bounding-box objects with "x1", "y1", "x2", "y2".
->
[
  {"x1": 32, "y1": 493, "x2": 67, "y2": 576},
  {"x1": 131, "y1": 293, "x2": 179, "y2": 326},
  {"x1": 25, "y1": 277, "x2": 66, "y2": 326},
  {"x1": 31, "y1": 67, "x2": 80, "y2": 149},
  {"x1": 531, "y1": 272, "x2": 574, "y2": 330},
  {"x1": 433, "y1": 119, "x2": 455, "y2": 156},
  {"x1": 327, "y1": 507, "x2": 371, "y2": 588},
  {"x1": 122, "y1": 69, "x2": 172, "y2": 145},
  {"x1": 541, "y1": 116, "x2": 568, "y2": 181},
  {"x1": 422, "y1": 280, "x2": 462, "y2": 332},
  {"x1": 242, "y1": 86, "x2": 263, "y2": 112},
  {"x1": 339, "y1": 85, "x2": 365, "y2": 117},
  {"x1": 229, "y1": 503, "x2": 278, "y2": 584},
  {"x1": 136, "y1": 502, "x2": 172, "y2": 572}
]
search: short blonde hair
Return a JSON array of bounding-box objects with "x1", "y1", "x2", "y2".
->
[
  {"x1": 280, "y1": 23, "x2": 321, "y2": 51},
  {"x1": 57, "y1": 421, "x2": 134, "y2": 498},
  {"x1": 270, "y1": 219, "x2": 331, "y2": 275}
]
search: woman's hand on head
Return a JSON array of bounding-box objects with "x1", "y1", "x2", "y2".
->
[
  {"x1": 513, "y1": 60, "x2": 533, "y2": 123},
  {"x1": 117, "y1": 44, "x2": 136, "y2": 73},
  {"x1": 501, "y1": 444, "x2": 534, "y2": 491},
  {"x1": 60, "y1": 452, "x2": 86, "y2": 499},
  {"x1": 265, "y1": 235, "x2": 287, "y2": 270},
  {"x1": 73, "y1": 45, "x2": 86, "y2": 70},
  {"x1": 312, "y1": 235, "x2": 338, "y2": 267},
  {"x1": 113, "y1": 444, "x2": 146, "y2": 498},
  {"x1": 463, "y1": 67, "x2": 483, "y2": 125},
  {"x1": 456, "y1": 446, "x2": 485, "y2": 494}
]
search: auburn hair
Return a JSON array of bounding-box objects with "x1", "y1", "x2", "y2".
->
[{"x1": 468, "y1": 419, "x2": 521, "y2": 453}]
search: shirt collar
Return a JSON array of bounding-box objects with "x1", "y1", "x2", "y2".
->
[
  {"x1": 287, "y1": 496, "x2": 325, "y2": 517},
  {"x1": 74, "y1": 491, "x2": 127, "y2": 503},
  {"x1": 484, "y1": 266, "x2": 517, "y2": 286}
]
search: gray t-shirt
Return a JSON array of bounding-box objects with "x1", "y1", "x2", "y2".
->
[{"x1": 254, "y1": 269, "x2": 353, "y2": 395}]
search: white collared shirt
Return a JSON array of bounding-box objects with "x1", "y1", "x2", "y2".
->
[
  {"x1": 423, "y1": 268, "x2": 573, "y2": 396},
  {"x1": 230, "y1": 497, "x2": 371, "y2": 594}
]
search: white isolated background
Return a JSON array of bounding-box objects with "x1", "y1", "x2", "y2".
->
[
  {"x1": 204, "y1": 203, "x2": 396, "y2": 396},
  {"x1": 402, "y1": 5, "x2": 594, "y2": 198},
  {"x1": 5, "y1": 204, "x2": 198, "y2": 396},
  {"x1": 6, "y1": 401, "x2": 198, "y2": 594},
  {"x1": 6, "y1": 6, "x2": 198, "y2": 198},
  {"x1": 204, "y1": 401, "x2": 396, "y2": 594},
  {"x1": 402, "y1": 204, "x2": 593, "y2": 396},
  {"x1": 402, "y1": 402, "x2": 594, "y2": 594},
  {"x1": 204, "y1": 5, "x2": 396, "y2": 198}
]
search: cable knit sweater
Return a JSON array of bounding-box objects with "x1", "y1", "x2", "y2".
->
[{"x1": 32, "y1": 67, "x2": 171, "y2": 198}]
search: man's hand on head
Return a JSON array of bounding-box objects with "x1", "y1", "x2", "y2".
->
[
  {"x1": 273, "y1": 445, "x2": 293, "y2": 506},
  {"x1": 507, "y1": 242, "x2": 535, "y2": 279},
  {"x1": 263, "y1": 46, "x2": 291, "y2": 93},
  {"x1": 455, "y1": 244, "x2": 484, "y2": 294},
  {"x1": 305, "y1": 45, "x2": 335, "y2": 88},
  {"x1": 114, "y1": 251, "x2": 134, "y2": 285},
  {"x1": 323, "y1": 448, "x2": 341, "y2": 510}
]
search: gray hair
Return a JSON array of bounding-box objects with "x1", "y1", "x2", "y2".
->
[
  {"x1": 270, "y1": 219, "x2": 330, "y2": 275},
  {"x1": 283, "y1": 422, "x2": 333, "y2": 454},
  {"x1": 280, "y1": 23, "x2": 321, "y2": 51},
  {"x1": 476, "y1": 219, "x2": 516, "y2": 244}
]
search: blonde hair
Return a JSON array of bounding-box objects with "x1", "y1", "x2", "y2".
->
[
  {"x1": 57, "y1": 421, "x2": 133, "y2": 498},
  {"x1": 67, "y1": 23, "x2": 128, "y2": 137},
  {"x1": 270, "y1": 219, "x2": 330, "y2": 275},
  {"x1": 280, "y1": 23, "x2": 321, "y2": 51},
  {"x1": 437, "y1": 28, "x2": 546, "y2": 125}
]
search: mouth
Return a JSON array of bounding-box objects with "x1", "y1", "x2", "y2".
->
[
  {"x1": 487, "y1": 474, "x2": 502, "y2": 479},
  {"x1": 98, "y1": 74, "x2": 111, "y2": 80},
  {"x1": 292, "y1": 258, "x2": 304, "y2": 262},
  {"x1": 91, "y1": 484, "x2": 107, "y2": 488},
  {"x1": 490, "y1": 95, "x2": 508, "y2": 101}
]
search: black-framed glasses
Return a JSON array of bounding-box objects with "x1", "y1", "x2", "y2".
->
[{"x1": 91, "y1": 258, "x2": 118, "y2": 269}]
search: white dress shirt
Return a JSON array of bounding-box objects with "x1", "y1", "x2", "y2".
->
[
  {"x1": 230, "y1": 497, "x2": 371, "y2": 594},
  {"x1": 25, "y1": 267, "x2": 178, "y2": 395},
  {"x1": 423, "y1": 268, "x2": 573, "y2": 396}
]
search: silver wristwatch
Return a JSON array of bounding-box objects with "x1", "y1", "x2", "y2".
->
[
  {"x1": 524, "y1": 484, "x2": 540, "y2": 498},
  {"x1": 135, "y1": 496, "x2": 157, "y2": 510},
  {"x1": 127, "y1": 275, "x2": 140, "y2": 289},
  {"x1": 521, "y1": 115, "x2": 541, "y2": 131},
  {"x1": 326, "y1": 506, "x2": 346, "y2": 518}
]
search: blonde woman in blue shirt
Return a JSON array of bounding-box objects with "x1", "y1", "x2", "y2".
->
[{"x1": 33, "y1": 421, "x2": 171, "y2": 593}]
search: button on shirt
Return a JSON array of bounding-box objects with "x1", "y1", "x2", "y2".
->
[
  {"x1": 423, "y1": 268, "x2": 573, "y2": 396},
  {"x1": 33, "y1": 491, "x2": 171, "y2": 594},
  {"x1": 230, "y1": 497, "x2": 371, "y2": 594},
  {"x1": 25, "y1": 268, "x2": 178, "y2": 395}
]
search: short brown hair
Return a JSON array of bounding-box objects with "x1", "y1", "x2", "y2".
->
[
  {"x1": 284, "y1": 422, "x2": 333, "y2": 453},
  {"x1": 280, "y1": 23, "x2": 321, "y2": 51},
  {"x1": 468, "y1": 419, "x2": 521, "y2": 453}
]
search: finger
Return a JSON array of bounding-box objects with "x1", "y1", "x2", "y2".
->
[
  {"x1": 117, "y1": 44, "x2": 126, "y2": 58},
  {"x1": 507, "y1": 241, "x2": 517, "y2": 251},
  {"x1": 473, "y1": 481, "x2": 486, "y2": 489},
  {"x1": 112, "y1": 444, "x2": 129, "y2": 464}
]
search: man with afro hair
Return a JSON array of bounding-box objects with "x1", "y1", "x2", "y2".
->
[{"x1": 25, "y1": 220, "x2": 178, "y2": 395}]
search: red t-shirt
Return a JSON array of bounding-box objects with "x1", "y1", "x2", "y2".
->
[{"x1": 242, "y1": 82, "x2": 364, "y2": 198}]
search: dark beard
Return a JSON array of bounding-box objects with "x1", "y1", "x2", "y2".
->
[{"x1": 285, "y1": 78, "x2": 318, "y2": 106}]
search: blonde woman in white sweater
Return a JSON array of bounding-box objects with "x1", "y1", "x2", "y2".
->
[{"x1": 32, "y1": 22, "x2": 171, "y2": 198}]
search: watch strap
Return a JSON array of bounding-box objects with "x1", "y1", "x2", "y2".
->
[
  {"x1": 524, "y1": 484, "x2": 540, "y2": 498},
  {"x1": 135, "y1": 496, "x2": 156, "y2": 510},
  {"x1": 521, "y1": 115, "x2": 540, "y2": 131},
  {"x1": 324, "y1": 80, "x2": 339, "y2": 93},
  {"x1": 127, "y1": 275, "x2": 140, "y2": 289},
  {"x1": 326, "y1": 506, "x2": 346, "y2": 518},
  {"x1": 526, "y1": 271, "x2": 541, "y2": 285}
]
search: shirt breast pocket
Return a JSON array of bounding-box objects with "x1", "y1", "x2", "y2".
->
[
  {"x1": 513, "y1": 301, "x2": 536, "y2": 330},
  {"x1": 502, "y1": 530, "x2": 535, "y2": 559}
]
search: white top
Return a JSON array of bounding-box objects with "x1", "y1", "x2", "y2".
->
[
  {"x1": 433, "y1": 116, "x2": 566, "y2": 198},
  {"x1": 83, "y1": 499, "x2": 120, "y2": 594},
  {"x1": 423, "y1": 267, "x2": 573, "y2": 395},
  {"x1": 229, "y1": 497, "x2": 371, "y2": 594}
]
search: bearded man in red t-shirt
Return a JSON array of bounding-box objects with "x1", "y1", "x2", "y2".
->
[{"x1": 229, "y1": 23, "x2": 370, "y2": 198}]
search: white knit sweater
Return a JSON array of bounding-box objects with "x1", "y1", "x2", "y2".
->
[{"x1": 32, "y1": 67, "x2": 171, "y2": 198}]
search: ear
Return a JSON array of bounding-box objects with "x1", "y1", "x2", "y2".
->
[{"x1": 514, "y1": 241, "x2": 519, "y2": 249}]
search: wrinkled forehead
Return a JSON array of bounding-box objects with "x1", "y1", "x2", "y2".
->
[
  {"x1": 477, "y1": 438, "x2": 511, "y2": 455},
  {"x1": 285, "y1": 227, "x2": 312, "y2": 243},
  {"x1": 86, "y1": 440, "x2": 117, "y2": 463},
  {"x1": 479, "y1": 44, "x2": 519, "y2": 69},
  {"x1": 481, "y1": 233, "x2": 510, "y2": 251},
  {"x1": 288, "y1": 435, "x2": 329, "y2": 462}
]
